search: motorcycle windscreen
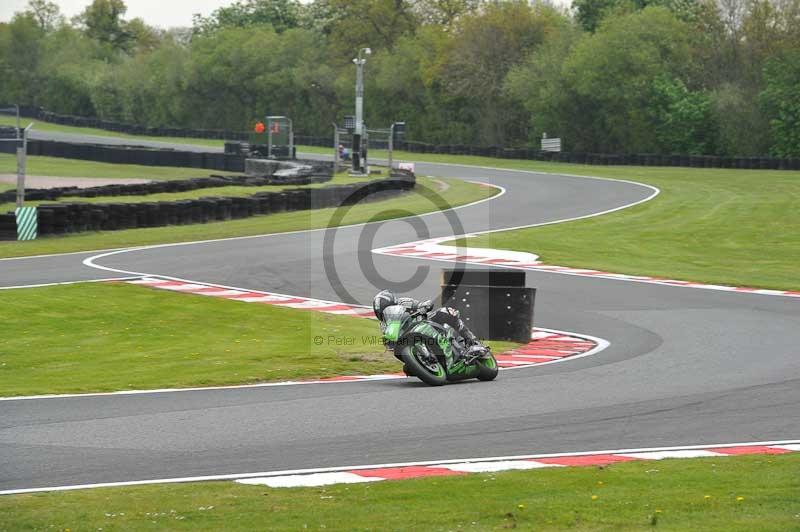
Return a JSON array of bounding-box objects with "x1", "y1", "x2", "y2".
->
[{"x1": 381, "y1": 305, "x2": 407, "y2": 342}]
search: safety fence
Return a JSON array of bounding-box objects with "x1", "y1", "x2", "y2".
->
[
  {"x1": 0, "y1": 174, "x2": 415, "y2": 239},
  {"x1": 295, "y1": 136, "x2": 800, "y2": 171},
  {"x1": 3, "y1": 105, "x2": 248, "y2": 141},
  {"x1": 5, "y1": 106, "x2": 798, "y2": 170},
  {"x1": 0, "y1": 173, "x2": 332, "y2": 206},
  {"x1": 0, "y1": 139, "x2": 245, "y2": 172}
]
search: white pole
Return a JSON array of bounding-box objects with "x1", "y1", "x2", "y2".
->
[
  {"x1": 389, "y1": 123, "x2": 394, "y2": 173},
  {"x1": 333, "y1": 123, "x2": 339, "y2": 170},
  {"x1": 15, "y1": 125, "x2": 31, "y2": 207}
]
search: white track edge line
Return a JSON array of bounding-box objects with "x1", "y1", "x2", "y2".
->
[
  {"x1": 0, "y1": 173, "x2": 504, "y2": 262},
  {"x1": 0, "y1": 276, "x2": 141, "y2": 290},
  {"x1": 2, "y1": 439, "x2": 797, "y2": 496}
]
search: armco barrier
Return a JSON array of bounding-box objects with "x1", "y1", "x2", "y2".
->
[
  {"x1": 14, "y1": 139, "x2": 247, "y2": 172},
  {"x1": 0, "y1": 171, "x2": 333, "y2": 208},
  {"x1": 293, "y1": 135, "x2": 800, "y2": 171},
  {"x1": 32, "y1": 173, "x2": 415, "y2": 236},
  {"x1": 7, "y1": 106, "x2": 797, "y2": 169},
  {"x1": 2, "y1": 105, "x2": 248, "y2": 142}
]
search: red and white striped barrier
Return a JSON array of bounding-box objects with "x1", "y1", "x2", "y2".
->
[
  {"x1": 236, "y1": 441, "x2": 800, "y2": 488},
  {"x1": 126, "y1": 277, "x2": 375, "y2": 318},
  {"x1": 124, "y1": 277, "x2": 603, "y2": 371},
  {"x1": 373, "y1": 237, "x2": 800, "y2": 299}
]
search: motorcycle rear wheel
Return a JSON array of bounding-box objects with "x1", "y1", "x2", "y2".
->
[{"x1": 400, "y1": 341, "x2": 447, "y2": 386}]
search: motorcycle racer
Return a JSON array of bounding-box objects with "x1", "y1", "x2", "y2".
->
[{"x1": 372, "y1": 289, "x2": 490, "y2": 362}]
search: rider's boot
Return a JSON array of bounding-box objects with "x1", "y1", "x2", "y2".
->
[{"x1": 460, "y1": 329, "x2": 490, "y2": 362}]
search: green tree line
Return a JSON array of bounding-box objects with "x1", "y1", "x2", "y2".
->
[{"x1": 1, "y1": 0, "x2": 798, "y2": 156}]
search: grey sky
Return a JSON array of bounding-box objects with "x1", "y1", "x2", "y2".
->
[{"x1": 0, "y1": 0, "x2": 232, "y2": 28}]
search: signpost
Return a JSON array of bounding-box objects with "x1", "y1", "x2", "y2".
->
[
  {"x1": 389, "y1": 121, "x2": 405, "y2": 172},
  {"x1": 0, "y1": 113, "x2": 37, "y2": 240},
  {"x1": 15, "y1": 206, "x2": 37, "y2": 241},
  {"x1": 265, "y1": 116, "x2": 293, "y2": 159},
  {"x1": 541, "y1": 133, "x2": 562, "y2": 152}
]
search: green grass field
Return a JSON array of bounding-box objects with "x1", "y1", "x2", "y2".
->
[
  {"x1": 447, "y1": 165, "x2": 800, "y2": 292},
  {"x1": 1, "y1": 454, "x2": 796, "y2": 530},
  {"x1": 0, "y1": 282, "x2": 518, "y2": 396},
  {"x1": 0, "y1": 176, "x2": 494, "y2": 258}
]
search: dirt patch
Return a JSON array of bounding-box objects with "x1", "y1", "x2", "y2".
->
[
  {"x1": 0, "y1": 175, "x2": 152, "y2": 189},
  {"x1": 430, "y1": 178, "x2": 450, "y2": 192}
]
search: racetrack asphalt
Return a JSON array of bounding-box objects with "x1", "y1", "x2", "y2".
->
[{"x1": 0, "y1": 131, "x2": 798, "y2": 492}]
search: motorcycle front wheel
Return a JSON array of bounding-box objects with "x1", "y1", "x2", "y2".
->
[
  {"x1": 399, "y1": 341, "x2": 447, "y2": 386},
  {"x1": 476, "y1": 353, "x2": 499, "y2": 381}
]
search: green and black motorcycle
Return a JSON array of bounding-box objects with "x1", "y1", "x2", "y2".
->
[{"x1": 380, "y1": 302, "x2": 499, "y2": 386}]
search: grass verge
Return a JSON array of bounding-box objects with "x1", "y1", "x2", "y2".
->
[
  {"x1": 0, "y1": 176, "x2": 495, "y2": 258},
  {"x1": 304, "y1": 148, "x2": 800, "y2": 292},
  {"x1": 448, "y1": 165, "x2": 800, "y2": 291},
  {"x1": 0, "y1": 153, "x2": 235, "y2": 181},
  {"x1": 1, "y1": 454, "x2": 797, "y2": 530},
  {"x1": 0, "y1": 282, "x2": 518, "y2": 396},
  {"x1": 0, "y1": 115, "x2": 224, "y2": 148}
]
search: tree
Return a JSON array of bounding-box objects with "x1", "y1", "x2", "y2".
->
[
  {"x1": 711, "y1": 83, "x2": 771, "y2": 155},
  {"x1": 573, "y1": 0, "x2": 631, "y2": 32},
  {"x1": 573, "y1": 0, "x2": 702, "y2": 32},
  {"x1": 2, "y1": 14, "x2": 44, "y2": 105},
  {"x1": 324, "y1": 0, "x2": 417, "y2": 56},
  {"x1": 442, "y1": 1, "x2": 568, "y2": 145},
  {"x1": 192, "y1": 0, "x2": 301, "y2": 34},
  {"x1": 76, "y1": 0, "x2": 134, "y2": 53},
  {"x1": 650, "y1": 75, "x2": 716, "y2": 154},
  {"x1": 761, "y1": 50, "x2": 800, "y2": 157},
  {"x1": 506, "y1": 26, "x2": 581, "y2": 146},
  {"x1": 560, "y1": 7, "x2": 695, "y2": 152},
  {"x1": 37, "y1": 26, "x2": 102, "y2": 115},
  {"x1": 125, "y1": 17, "x2": 161, "y2": 53},
  {"x1": 412, "y1": 0, "x2": 481, "y2": 28},
  {"x1": 24, "y1": 0, "x2": 64, "y2": 32}
]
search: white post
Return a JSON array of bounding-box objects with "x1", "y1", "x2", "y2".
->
[
  {"x1": 15, "y1": 124, "x2": 32, "y2": 207},
  {"x1": 16, "y1": 146, "x2": 25, "y2": 208},
  {"x1": 352, "y1": 47, "x2": 371, "y2": 174},
  {"x1": 389, "y1": 123, "x2": 394, "y2": 173},
  {"x1": 333, "y1": 123, "x2": 340, "y2": 170},
  {"x1": 287, "y1": 117, "x2": 294, "y2": 159},
  {"x1": 268, "y1": 121, "x2": 273, "y2": 159}
]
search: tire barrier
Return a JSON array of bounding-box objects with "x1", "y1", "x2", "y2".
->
[
  {"x1": 0, "y1": 212, "x2": 17, "y2": 241},
  {"x1": 20, "y1": 140, "x2": 244, "y2": 172},
  {"x1": 30, "y1": 173, "x2": 415, "y2": 237},
  {"x1": 0, "y1": 169, "x2": 333, "y2": 208},
  {"x1": 440, "y1": 269, "x2": 536, "y2": 343},
  {"x1": 293, "y1": 135, "x2": 800, "y2": 171},
  {"x1": 9, "y1": 105, "x2": 794, "y2": 169},
  {"x1": 0, "y1": 139, "x2": 246, "y2": 172},
  {"x1": 0, "y1": 127, "x2": 18, "y2": 139}
]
